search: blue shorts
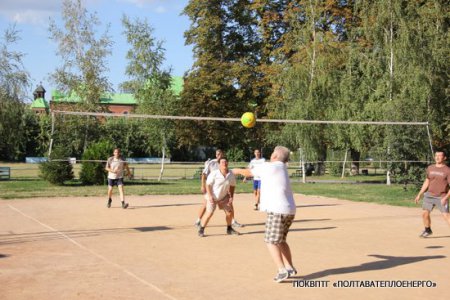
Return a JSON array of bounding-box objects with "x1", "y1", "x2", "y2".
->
[
  {"x1": 108, "y1": 178, "x2": 124, "y2": 186},
  {"x1": 253, "y1": 180, "x2": 261, "y2": 190}
]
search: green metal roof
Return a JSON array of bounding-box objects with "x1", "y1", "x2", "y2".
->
[
  {"x1": 100, "y1": 93, "x2": 135, "y2": 105},
  {"x1": 30, "y1": 98, "x2": 49, "y2": 109},
  {"x1": 171, "y1": 76, "x2": 183, "y2": 96},
  {"x1": 52, "y1": 76, "x2": 183, "y2": 104}
]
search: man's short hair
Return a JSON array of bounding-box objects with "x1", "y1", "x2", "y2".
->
[
  {"x1": 218, "y1": 157, "x2": 228, "y2": 163},
  {"x1": 435, "y1": 149, "x2": 447, "y2": 157},
  {"x1": 274, "y1": 146, "x2": 290, "y2": 163}
]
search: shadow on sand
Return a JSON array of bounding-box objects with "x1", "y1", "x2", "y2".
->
[
  {"x1": 0, "y1": 226, "x2": 171, "y2": 245},
  {"x1": 292, "y1": 254, "x2": 446, "y2": 281}
]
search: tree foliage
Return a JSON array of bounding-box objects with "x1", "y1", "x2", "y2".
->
[
  {"x1": 48, "y1": 0, "x2": 113, "y2": 109},
  {"x1": 79, "y1": 140, "x2": 113, "y2": 185},
  {"x1": 39, "y1": 146, "x2": 74, "y2": 185},
  {"x1": 4, "y1": 0, "x2": 449, "y2": 167},
  {"x1": 119, "y1": 14, "x2": 179, "y2": 161},
  {"x1": 180, "y1": 0, "x2": 265, "y2": 152},
  {"x1": 0, "y1": 25, "x2": 31, "y2": 161},
  {"x1": 48, "y1": 0, "x2": 113, "y2": 155}
]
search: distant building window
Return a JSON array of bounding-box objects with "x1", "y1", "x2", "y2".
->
[{"x1": 123, "y1": 111, "x2": 128, "y2": 115}]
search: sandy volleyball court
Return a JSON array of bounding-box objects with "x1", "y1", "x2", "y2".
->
[{"x1": 0, "y1": 194, "x2": 449, "y2": 300}]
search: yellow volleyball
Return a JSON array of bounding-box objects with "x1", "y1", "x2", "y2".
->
[{"x1": 241, "y1": 112, "x2": 256, "y2": 128}]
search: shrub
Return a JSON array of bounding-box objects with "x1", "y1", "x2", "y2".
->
[
  {"x1": 328, "y1": 162, "x2": 343, "y2": 176},
  {"x1": 79, "y1": 140, "x2": 114, "y2": 185},
  {"x1": 39, "y1": 146, "x2": 74, "y2": 185},
  {"x1": 226, "y1": 147, "x2": 245, "y2": 162},
  {"x1": 390, "y1": 163, "x2": 426, "y2": 190}
]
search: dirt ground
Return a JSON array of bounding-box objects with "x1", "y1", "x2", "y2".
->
[{"x1": 0, "y1": 193, "x2": 449, "y2": 300}]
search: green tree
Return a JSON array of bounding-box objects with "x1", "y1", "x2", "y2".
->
[
  {"x1": 0, "y1": 25, "x2": 31, "y2": 161},
  {"x1": 79, "y1": 140, "x2": 113, "y2": 185},
  {"x1": 180, "y1": 0, "x2": 267, "y2": 152},
  {"x1": 354, "y1": 0, "x2": 446, "y2": 162},
  {"x1": 102, "y1": 118, "x2": 148, "y2": 157},
  {"x1": 49, "y1": 0, "x2": 113, "y2": 108},
  {"x1": 22, "y1": 109, "x2": 51, "y2": 157},
  {"x1": 267, "y1": 0, "x2": 347, "y2": 174},
  {"x1": 48, "y1": 0, "x2": 113, "y2": 156},
  {"x1": 39, "y1": 146, "x2": 74, "y2": 185},
  {"x1": 121, "y1": 15, "x2": 177, "y2": 158}
]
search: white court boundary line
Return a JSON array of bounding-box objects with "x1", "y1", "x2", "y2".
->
[{"x1": 7, "y1": 204, "x2": 178, "y2": 300}]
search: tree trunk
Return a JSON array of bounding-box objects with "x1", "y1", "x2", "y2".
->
[
  {"x1": 314, "y1": 146, "x2": 327, "y2": 175},
  {"x1": 350, "y1": 148, "x2": 360, "y2": 175}
]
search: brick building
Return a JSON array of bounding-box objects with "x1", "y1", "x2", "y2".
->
[{"x1": 31, "y1": 76, "x2": 183, "y2": 114}]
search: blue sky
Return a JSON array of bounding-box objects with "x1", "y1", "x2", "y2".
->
[{"x1": 0, "y1": 0, "x2": 193, "y2": 101}]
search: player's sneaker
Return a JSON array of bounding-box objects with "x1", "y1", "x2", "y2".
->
[
  {"x1": 107, "y1": 199, "x2": 112, "y2": 208},
  {"x1": 287, "y1": 267, "x2": 298, "y2": 277},
  {"x1": 232, "y1": 220, "x2": 245, "y2": 228},
  {"x1": 273, "y1": 270, "x2": 289, "y2": 283},
  {"x1": 198, "y1": 227, "x2": 205, "y2": 237},
  {"x1": 419, "y1": 229, "x2": 432, "y2": 238},
  {"x1": 254, "y1": 204, "x2": 259, "y2": 210},
  {"x1": 194, "y1": 220, "x2": 201, "y2": 228},
  {"x1": 122, "y1": 202, "x2": 129, "y2": 209},
  {"x1": 227, "y1": 227, "x2": 241, "y2": 235}
]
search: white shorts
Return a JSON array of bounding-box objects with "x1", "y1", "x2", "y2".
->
[{"x1": 205, "y1": 194, "x2": 232, "y2": 213}]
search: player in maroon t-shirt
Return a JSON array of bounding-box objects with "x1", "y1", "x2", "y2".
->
[{"x1": 415, "y1": 150, "x2": 450, "y2": 237}]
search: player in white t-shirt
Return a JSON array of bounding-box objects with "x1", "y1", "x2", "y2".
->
[
  {"x1": 194, "y1": 149, "x2": 243, "y2": 228},
  {"x1": 244, "y1": 149, "x2": 265, "y2": 210},
  {"x1": 197, "y1": 157, "x2": 240, "y2": 237},
  {"x1": 233, "y1": 146, "x2": 297, "y2": 283},
  {"x1": 105, "y1": 148, "x2": 132, "y2": 209}
]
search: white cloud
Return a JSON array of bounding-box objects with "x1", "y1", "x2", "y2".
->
[
  {"x1": 0, "y1": 0, "x2": 59, "y2": 11},
  {"x1": 118, "y1": 0, "x2": 179, "y2": 13},
  {"x1": 0, "y1": 0, "x2": 59, "y2": 25},
  {"x1": 155, "y1": 5, "x2": 167, "y2": 14},
  {"x1": 0, "y1": 0, "x2": 105, "y2": 25}
]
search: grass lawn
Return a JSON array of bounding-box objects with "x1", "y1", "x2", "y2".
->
[
  {"x1": 293, "y1": 183, "x2": 418, "y2": 207},
  {"x1": 0, "y1": 177, "x2": 419, "y2": 208}
]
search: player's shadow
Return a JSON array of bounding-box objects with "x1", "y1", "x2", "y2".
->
[
  {"x1": 299, "y1": 254, "x2": 446, "y2": 280},
  {"x1": 130, "y1": 203, "x2": 198, "y2": 209},
  {"x1": 0, "y1": 226, "x2": 172, "y2": 245},
  {"x1": 424, "y1": 235, "x2": 450, "y2": 239},
  {"x1": 125, "y1": 181, "x2": 172, "y2": 186},
  {"x1": 0, "y1": 254, "x2": 10, "y2": 258}
]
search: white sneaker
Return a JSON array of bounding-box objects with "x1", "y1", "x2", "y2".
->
[
  {"x1": 287, "y1": 267, "x2": 297, "y2": 277},
  {"x1": 232, "y1": 220, "x2": 244, "y2": 228},
  {"x1": 273, "y1": 271, "x2": 289, "y2": 283}
]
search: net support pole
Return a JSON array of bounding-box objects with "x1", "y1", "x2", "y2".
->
[
  {"x1": 341, "y1": 149, "x2": 348, "y2": 179},
  {"x1": 386, "y1": 146, "x2": 391, "y2": 186},
  {"x1": 48, "y1": 111, "x2": 55, "y2": 157},
  {"x1": 426, "y1": 124, "x2": 434, "y2": 157}
]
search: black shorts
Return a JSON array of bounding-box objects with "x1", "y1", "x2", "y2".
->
[{"x1": 108, "y1": 178, "x2": 124, "y2": 186}]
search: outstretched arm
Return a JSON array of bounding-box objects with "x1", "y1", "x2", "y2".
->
[{"x1": 232, "y1": 168, "x2": 253, "y2": 178}]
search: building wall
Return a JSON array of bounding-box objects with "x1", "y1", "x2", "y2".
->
[
  {"x1": 107, "y1": 105, "x2": 135, "y2": 114},
  {"x1": 50, "y1": 102, "x2": 135, "y2": 114}
]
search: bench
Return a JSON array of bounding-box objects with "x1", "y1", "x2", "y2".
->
[
  {"x1": 0, "y1": 167, "x2": 11, "y2": 180},
  {"x1": 290, "y1": 169, "x2": 303, "y2": 178}
]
